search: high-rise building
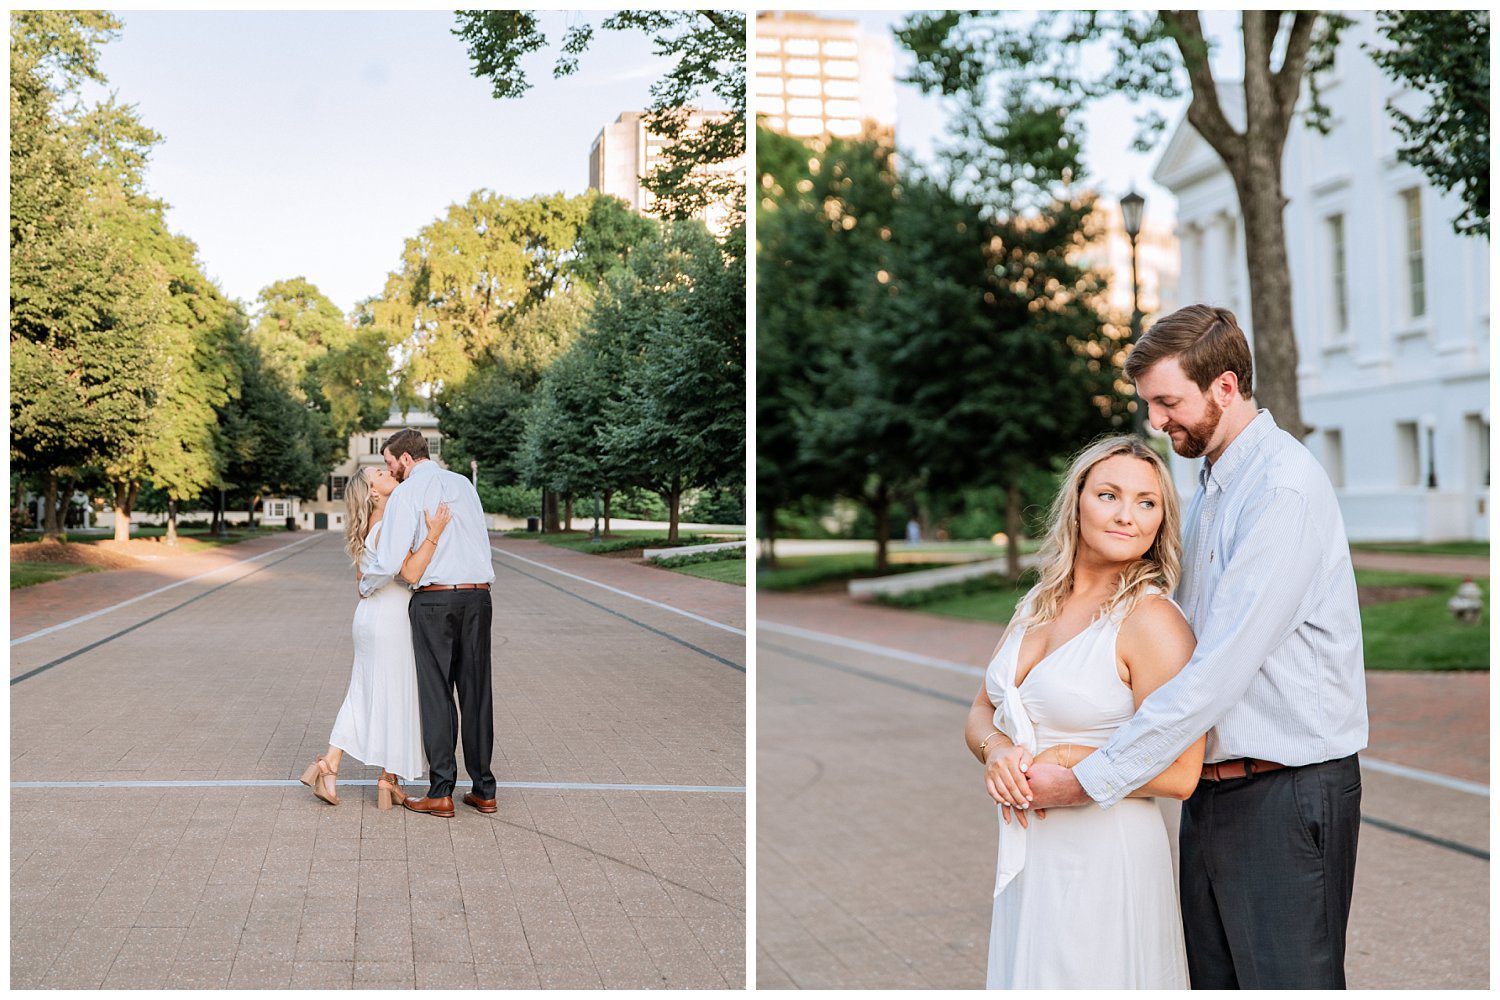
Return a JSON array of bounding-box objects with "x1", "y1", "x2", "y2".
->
[
  {"x1": 588, "y1": 109, "x2": 742, "y2": 236},
  {"x1": 754, "y1": 12, "x2": 896, "y2": 144}
]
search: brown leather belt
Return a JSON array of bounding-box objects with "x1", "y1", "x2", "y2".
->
[
  {"x1": 1201, "y1": 758, "x2": 1287, "y2": 782},
  {"x1": 415, "y1": 583, "x2": 490, "y2": 593}
]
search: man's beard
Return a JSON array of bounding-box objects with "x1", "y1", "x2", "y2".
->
[{"x1": 1165, "y1": 396, "x2": 1223, "y2": 459}]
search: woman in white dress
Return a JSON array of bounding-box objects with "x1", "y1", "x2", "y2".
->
[
  {"x1": 965, "y1": 436, "x2": 1207, "y2": 989},
  {"x1": 300, "y1": 466, "x2": 450, "y2": 809}
]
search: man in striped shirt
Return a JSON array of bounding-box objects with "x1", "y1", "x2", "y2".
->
[{"x1": 1026, "y1": 305, "x2": 1368, "y2": 988}]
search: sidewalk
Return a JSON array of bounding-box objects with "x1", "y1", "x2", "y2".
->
[
  {"x1": 1349, "y1": 549, "x2": 1489, "y2": 577},
  {"x1": 12, "y1": 533, "x2": 744, "y2": 989}
]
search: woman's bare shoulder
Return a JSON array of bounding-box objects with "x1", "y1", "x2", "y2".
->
[{"x1": 1119, "y1": 592, "x2": 1194, "y2": 651}]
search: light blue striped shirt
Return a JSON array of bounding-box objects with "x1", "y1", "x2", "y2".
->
[
  {"x1": 1074, "y1": 410, "x2": 1369, "y2": 808},
  {"x1": 358, "y1": 460, "x2": 495, "y2": 597}
]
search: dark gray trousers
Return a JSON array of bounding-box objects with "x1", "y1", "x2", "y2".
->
[
  {"x1": 1180, "y1": 754, "x2": 1361, "y2": 988},
  {"x1": 409, "y1": 589, "x2": 495, "y2": 800}
]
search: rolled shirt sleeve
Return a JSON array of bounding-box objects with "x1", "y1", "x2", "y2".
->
[
  {"x1": 358, "y1": 481, "x2": 423, "y2": 597},
  {"x1": 1073, "y1": 485, "x2": 1322, "y2": 808}
]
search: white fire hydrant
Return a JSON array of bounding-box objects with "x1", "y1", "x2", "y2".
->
[{"x1": 1448, "y1": 578, "x2": 1484, "y2": 625}]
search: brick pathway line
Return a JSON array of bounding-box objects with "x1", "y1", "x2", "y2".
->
[{"x1": 1349, "y1": 550, "x2": 1489, "y2": 577}]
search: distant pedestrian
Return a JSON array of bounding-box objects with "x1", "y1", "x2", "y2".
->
[{"x1": 906, "y1": 518, "x2": 921, "y2": 544}]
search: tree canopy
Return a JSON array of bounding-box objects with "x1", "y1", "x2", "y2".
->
[{"x1": 1368, "y1": 11, "x2": 1489, "y2": 238}]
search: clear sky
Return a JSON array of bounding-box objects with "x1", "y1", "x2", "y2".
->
[
  {"x1": 87, "y1": 11, "x2": 673, "y2": 313},
  {"x1": 851, "y1": 11, "x2": 1247, "y2": 225}
]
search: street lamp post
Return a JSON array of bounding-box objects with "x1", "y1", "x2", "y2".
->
[
  {"x1": 1422, "y1": 414, "x2": 1438, "y2": 489},
  {"x1": 1120, "y1": 189, "x2": 1146, "y2": 431}
]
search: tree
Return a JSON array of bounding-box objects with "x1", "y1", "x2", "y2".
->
[
  {"x1": 368, "y1": 190, "x2": 593, "y2": 404},
  {"x1": 595, "y1": 222, "x2": 744, "y2": 542},
  {"x1": 878, "y1": 175, "x2": 1126, "y2": 575},
  {"x1": 10, "y1": 11, "x2": 173, "y2": 541},
  {"x1": 899, "y1": 11, "x2": 1354, "y2": 440},
  {"x1": 454, "y1": 10, "x2": 745, "y2": 224},
  {"x1": 217, "y1": 330, "x2": 333, "y2": 526},
  {"x1": 756, "y1": 131, "x2": 915, "y2": 571},
  {"x1": 1367, "y1": 11, "x2": 1489, "y2": 237}
]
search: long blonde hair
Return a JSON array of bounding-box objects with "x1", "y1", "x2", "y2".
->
[
  {"x1": 1021, "y1": 435, "x2": 1182, "y2": 628},
  {"x1": 343, "y1": 469, "x2": 377, "y2": 566}
]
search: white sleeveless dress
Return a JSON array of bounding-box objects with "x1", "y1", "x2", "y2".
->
[
  {"x1": 327, "y1": 522, "x2": 426, "y2": 781},
  {"x1": 985, "y1": 591, "x2": 1188, "y2": 989}
]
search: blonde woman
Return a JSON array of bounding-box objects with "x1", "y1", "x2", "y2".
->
[
  {"x1": 299, "y1": 466, "x2": 450, "y2": 808},
  {"x1": 965, "y1": 436, "x2": 1206, "y2": 988}
]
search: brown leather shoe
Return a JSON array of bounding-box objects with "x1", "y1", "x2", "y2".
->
[
  {"x1": 463, "y1": 792, "x2": 497, "y2": 814},
  {"x1": 402, "y1": 795, "x2": 454, "y2": 818}
]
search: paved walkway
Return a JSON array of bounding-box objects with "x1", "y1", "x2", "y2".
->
[
  {"x1": 1348, "y1": 549, "x2": 1489, "y2": 577},
  {"x1": 11, "y1": 533, "x2": 745, "y2": 989},
  {"x1": 757, "y1": 596, "x2": 1488, "y2": 989}
]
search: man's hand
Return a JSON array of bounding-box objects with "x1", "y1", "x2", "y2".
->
[{"x1": 1024, "y1": 762, "x2": 1092, "y2": 810}]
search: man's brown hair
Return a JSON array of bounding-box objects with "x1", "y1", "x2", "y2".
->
[
  {"x1": 382, "y1": 427, "x2": 429, "y2": 462},
  {"x1": 1123, "y1": 304, "x2": 1254, "y2": 399}
]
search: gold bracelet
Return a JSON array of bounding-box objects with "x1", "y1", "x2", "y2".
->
[{"x1": 978, "y1": 730, "x2": 1009, "y2": 757}]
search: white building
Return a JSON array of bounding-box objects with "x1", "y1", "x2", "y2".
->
[
  {"x1": 294, "y1": 407, "x2": 446, "y2": 532},
  {"x1": 1152, "y1": 12, "x2": 1489, "y2": 541}
]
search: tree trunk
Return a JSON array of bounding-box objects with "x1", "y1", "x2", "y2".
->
[
  {"x1": 248, "y1": 492, "x2": 262, "y2": 530},
  {"x1": 667, "y1": 476, "x2": 681, "y2": 543},
  {"x1": 210, "y1": 492, "x2": 222, "y2": 537},
  {"x1": 872, "y1": 481, "x2": 891, "y2": 574},
  {"x1": 764, "y1": 502, "x2": 778, "y2": 568},
  {"x1": 1005, "y1": 483, "x2": 1023, "y2": 579},
  {"x1": 112, "y1": 481, "x2": 134, "y2": 542},
  {"x1": 166, "y1": 499, "x2": 178, "y2": 546},
  {"x1": 42, "y1": 473, "x2": 62, "y2": 542},
  {"x1": 1233, "y1": 163, "x2": 1305, "y2": 439},
  {"x1": 564, "y1": 495, "x2": 573, "y2": 532},
  {"x1": 542, "y1": 489, "x2": 560, "y2": 533},
  {"x1": 603, "y1": 490, "x2": 613, "y2": 536}
]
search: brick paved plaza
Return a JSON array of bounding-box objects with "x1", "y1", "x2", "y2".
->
[
  {"x1": 757, "y1": 593, "x2": 1488, "y2": 990},
  {"x1": 11, "y1": 533, "x2": 745, "y2": 989}
]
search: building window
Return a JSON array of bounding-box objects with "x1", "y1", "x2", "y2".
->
[
  {"x1": 1323, "y1": 429, "x2": 1345, "y2": 489},
  {"x1": 1327, "y1": 213, "x2": 1348, "y2": 335},
  {"x1": 1402, "y1": 187, "x2": 1425, "y2": 318},
  {"x1": 426, "y1": 436, "x2": 442, "y2": 460},
  {"x1": 265, "y1": 500, "x2": 290, "y2": 518},
  {"x1": 1395, "y1": 422, "x2": 1420, "y2": 487},
  {"x1": 330, "y1": 475, "x2": 349, "y2": 501}
]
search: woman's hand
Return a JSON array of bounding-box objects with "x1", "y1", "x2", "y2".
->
[
  {"x1": 985, "y1": 744, "x2": 1035, "y2": 828},
  {"x1": 424, "y1": 502, "x2": 452, "y2": 540}
]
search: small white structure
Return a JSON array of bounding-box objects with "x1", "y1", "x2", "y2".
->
[
  {"x1": 1153, "y1": 11, "x2": 1489, "y2": 541},
  {"x1": 298, "y1": 406, "x2": 446, "y2": 532}
]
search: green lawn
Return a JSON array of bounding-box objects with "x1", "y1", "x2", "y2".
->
[
  {"x1": 874, "y1": 569, "x2": 1488, "y2": 672},
  {"x1": 667, "y1": 558, "x2": 745, "y2": 586},
  {"x1": 1351, "y1": 541, "x2": 1489, "y2": 559},
  {"x1": 10, "y1": 562, "x2": 104, "y2": 589},
  {"x1": 1355, "y1": 571, "x2": 1488, "y2": 671}
]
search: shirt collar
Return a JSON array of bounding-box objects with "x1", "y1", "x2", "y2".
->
[{"x1": 1199, "y1": 409, "x2": 1276, "y2": 489}]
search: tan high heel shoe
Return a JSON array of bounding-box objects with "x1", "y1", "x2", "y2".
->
[
  {"x1": 376, "y1": 771, "x2": 407, "y2": 810},
  {"x1": 299, "y1": 757, "x2": 339, "y2": 805}
]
